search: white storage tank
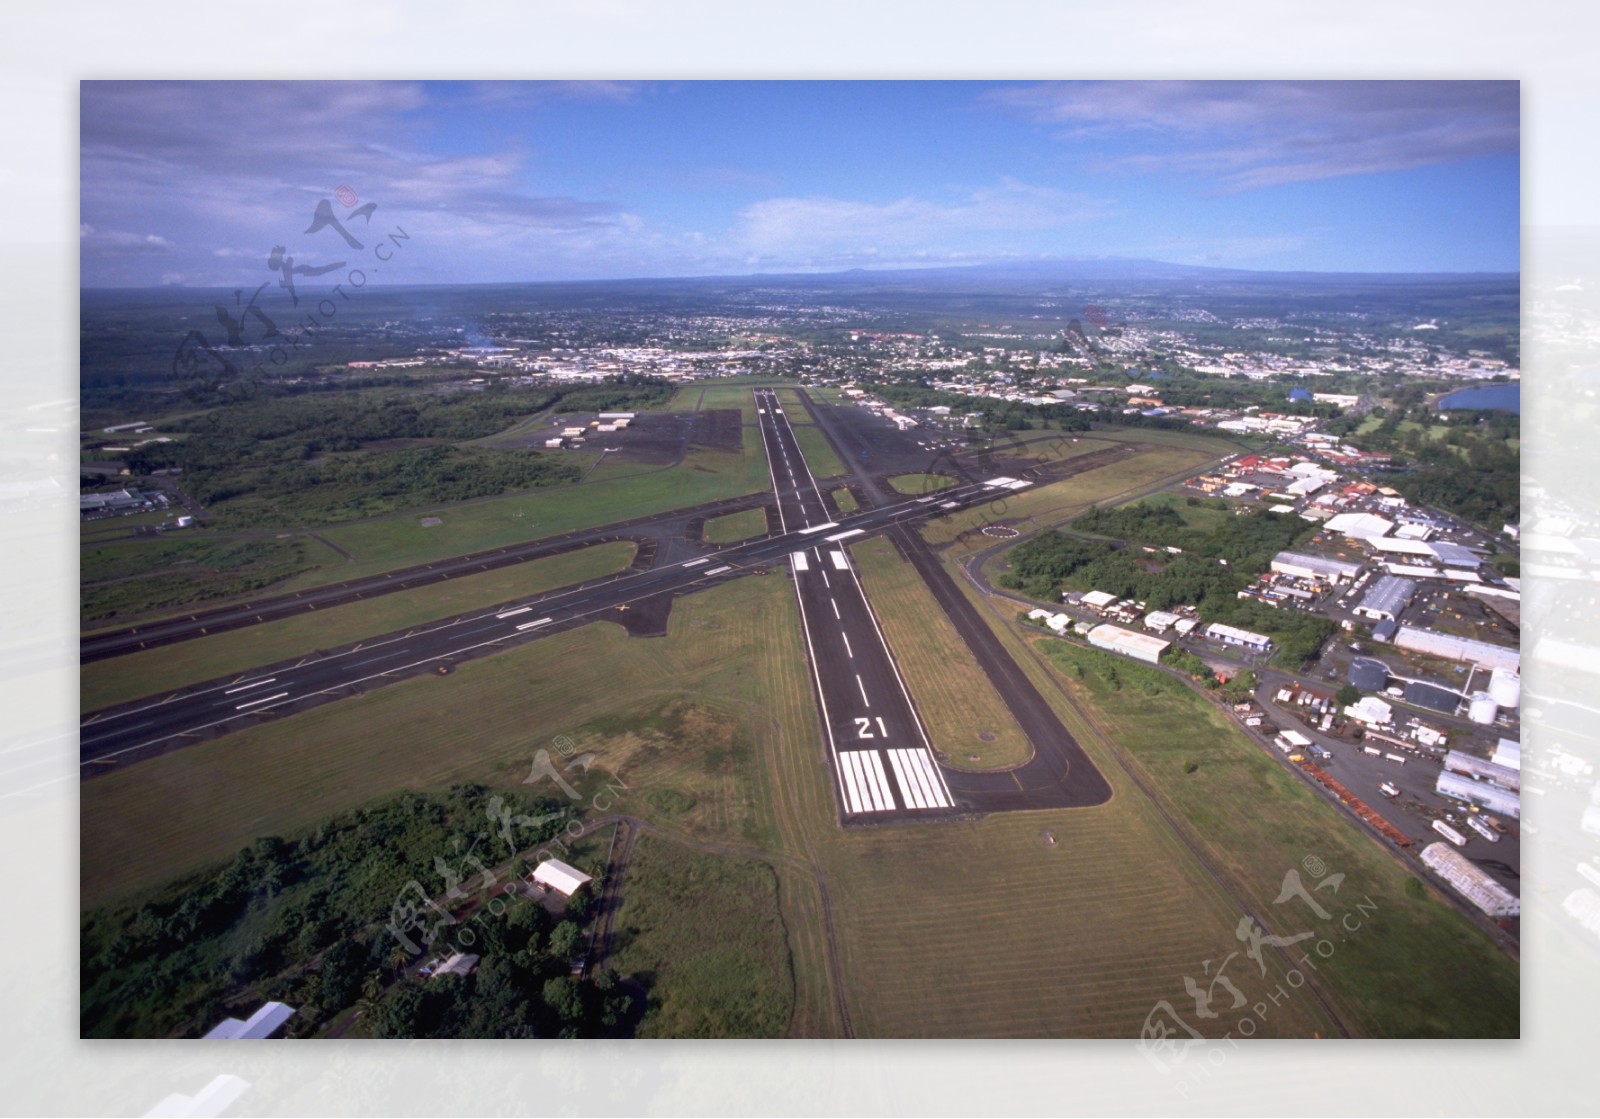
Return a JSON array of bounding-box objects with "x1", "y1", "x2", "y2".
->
[
  {"x1": 1467, "y1": 692, "x2": 1499, "y2": 725},
  {"x1": 1488, "y1": 667, "x2": 1521, "y2": 709}
]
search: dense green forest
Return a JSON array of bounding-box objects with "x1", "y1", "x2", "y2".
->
[
  {"x1": 1001, "y1": 506, "x2": 1336, "y2": 666},
  {"x1": 81, "y1": 785, "x2": 633, "y2": 1039}
]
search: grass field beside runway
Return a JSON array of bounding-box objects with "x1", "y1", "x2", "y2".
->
[
  {"x1": 297, "y1": 444, "x2": 770, "y2": 587},
  {"x1": 702, "y1": 507, "x2": 770, "y2": 545},
  {"x1": 81, "y1": 570, "x2": 846, "y2": 1037},
  {"x1": 80, "y1": 540, "x2": 638, "y2": 712},
  {"x1": 788, "y1": 423, "x2": 848, "y2": 479},
  {"x1": 923, "y1": 443, "x2": 1219, "y2": 547},
  {"x1": 848, "y1": 536, "x2": 1031, "y2": 770},
  {"x1": 609, "y1": 836, "x2": 794, "y2": 1037},
  {"x1": 1032, "y1": 638, "x2": 1519, "y2": 1038},
  {"x1": 831, "y1": 487, "x2": 858, "y2": 514},
  {"x1": 886, "y1": 473, "x2": 956, "y2": 495},
  {"x1": 84, "y1": 560, "x2": 1339, "y2": 1038}
]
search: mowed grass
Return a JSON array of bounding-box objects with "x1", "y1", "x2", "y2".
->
[
  {"x1": 702, "y1": 506, "x2": 769, "y2": 545},
  {"x1": 80, "y1": 555, "x2": 1347, "y2": 1038},
  {"x1": 831, "y1": 487, "x2": 858, "y2": 514},
  {"x1": 849, "y1": 536, "x2": 1031, "y2": 770},
  {"x1": 610, "y1": 835, "x2": 793, "y2": 1037},
  {"x1": 924, "y1": 442, "x2": 1218, "y2": 548},
  {"x1": 1033, "y1": 638, "x2": 1518, "y2": 1038},
  {"x1": 81, "y1": 540, "x2": 637, "y2": 711},
  {"x1": 789, "y1": 423, "x2": 847, "y2": 479},
  {"x1": 304, "y1": 444, "x2": 770, "y2": 588},
  {"x1": 887, "y1": 473, "x2": 956, "y2": 495}
]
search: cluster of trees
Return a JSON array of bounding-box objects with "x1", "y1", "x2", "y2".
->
[
  {"x1": 1330, "y1": 402, "x2": 1520, "y2": 527},
  {"x1": 1001, "y1": 516, "x2": 1334, "y2": 667},
  {"x1": 115, "y1": 375, "x2": 676, "y2": 527},
  {"x1": 80, "y1": 785, "x2": 592, "y2": 1038},
  {"x1": 1074, "y1": 500, "x2": 1317, "y2": 571}
]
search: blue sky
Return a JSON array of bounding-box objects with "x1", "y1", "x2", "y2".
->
[{"x1": 79, "y1": 80, "x2": 1519, "y2": 287}]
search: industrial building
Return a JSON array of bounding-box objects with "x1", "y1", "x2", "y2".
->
[
  {"x1": 1081, "y1": 590, "x2": 1118, "y2": 611},
  {"x1": 532, "y1": 857, "x2": 593, "y2": 898},
  {"x1": 1203, "y1": 622, "x2": 1272, "y2": 652},
  {"x1": 1443, "y1": 750, "x2": 1520, "y2": 792},
  {"x1": 1344, "y1": 696, "x2": 1394, "y2": 726},
  {"x1": 1086, "y1": 623, "x2": 1170, "y2": 665},
  {"x1": 1419, "y1": 843, "x2": 1520, "y2": 918},
  {"x1": 1402, "y1": 680, "x2": 1463, "y2": 716},
  {"x1": 1142, "y1": 610, "x2": 1181, "y2": 632},
  {"x1": 1324, "y1": 511, "x2": 1394, "y2": 540},
  {"x1": 1435, "y1": 770, "x2": 1521, "y2": 819},
  {"x1": 1394, "y1": 627, "x2": 1520, "y2": 672},
  {"x1": 1271, "y1": 551, "x2": 1363, "y2": 584},
  {"x1": 1353, "y1": 574, "x2": 1416, "y2": 622},
  {"x1": 431, "y1": 952, "x2": 481, "y2": 979}
]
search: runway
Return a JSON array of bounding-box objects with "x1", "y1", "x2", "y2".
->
[
  {"x1": 80, "y1": 415, "x2": 1012, "y2": 775},
  {"x1": 755, "y1": 389, "x2": 1112, "y2": 823}
]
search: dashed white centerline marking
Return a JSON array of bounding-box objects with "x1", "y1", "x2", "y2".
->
[
  {"x1": 235, "y1": 691, "x2": 289, "y2": 710},
  {"x1": 856, "y1": 674, "x2": 870, "y2": 706},
  {"x1": 223, "y1": 677, "x2": 277, "y2": 695},
  {"x1": 842, "y1": 633, "x2": 853, "y2": 658},
  {"x1": 831, "y1": 599, "x2": 841, "y2": 619}
]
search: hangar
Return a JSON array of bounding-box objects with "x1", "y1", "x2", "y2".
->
[
  {"x1": 1353, "y1": 574, "x2": 1416, "y2": 622},
  {"x1": 1272, "y1": 550, "x2": 1363, "y2": 584},
  {"x1": 1087, "y1": 624, "x2": 1169, "y2": 665}
]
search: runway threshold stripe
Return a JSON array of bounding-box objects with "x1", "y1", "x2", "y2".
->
[
  {"x1": 897, "y1": 748, "x2": 943, "y2": 809},
  {"x1": 791, "y1": 551, "x2": 809, "y2": 571},
  {"x1": 887, "y1": 749, "x2": 927, "y2": 809},
  {"x1": 837, "y1": 752, "x2": 868, "y2": 814},
  {"x1": 682, "y1": 557, "x2": 710, "y2": 567},
  {"x1": 704, "y1": 565, "x2": 732, "y2": 576},
  {"x1": 906, "y1": 749, "x2": 953, "y2": 808},
  {"x1": 830, "y1": 550, "x2": 849, "y2": 571},
  {"x1": 861, "y1": 751, "x2": 894, "y2": 811},
  {"x1": 223, "y1": 677, "x2": 276, "y2": 695},
  {"x1": 495, "y1": 606, "x2": 533, "y2": 619},
  {"x1": 516, "y1": 617, "x2": 553, "y2": 630}
]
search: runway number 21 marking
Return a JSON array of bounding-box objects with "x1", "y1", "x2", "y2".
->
[{"x1": 854, "y1": 717, "x2": 889, "y2": 739}]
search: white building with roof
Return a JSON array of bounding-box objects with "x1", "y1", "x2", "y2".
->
[
  {"x1": 201, "y1": 1001, "x2": 296, "y2": 1040},
  {"x1": 1203, "y1": 622, "x2": 1272, "y2": 652},
  {"x1": 1081, "y1": 590, "x2": 1118, "y2": 611},
  {"x1": 1086, "y1": 624, "x2": 1169, "y2": 665},
  {"x1": 1325, "y1": 511, "x2": 1394, "y2": 540},
  {"x1": 1272, "y1": 551, "x2": 1363, "y2": 584},
  {"x1": 533, "y1": 857, "x2": 593, "y2": 897},
  {"x1": 1420, "y1": 843, "x2": 1520, "y2": 917},
  {"x1": 1344, "y1": 696, "x2": 1394, "y2": 726}
]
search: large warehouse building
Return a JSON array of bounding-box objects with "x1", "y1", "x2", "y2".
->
[
  {"x1": 1086, "y1": 624, "x2": 1170, "y2": 665},
  {"x1": 1420, "y1": 843, "x2": 1520, "y2": 918},
  {"x1": 1395, "y1": 627, "x2": 1520, "y2": 672},
  {"x1": 1443, "y1": 749, "x2": 1521, "y2": 792},
  {"x1": 1203, "y1": 622, "x2": 1272, "y2": 652},
  {"x1": 1435, "y1": 770, "x2": 1521, "y2": 819},
  {"x1": 1353, "y1": 574, "x2": 1417, "y2": 622},
  {"x1": 1272, "y1": 551, "x2": 1363, "y2": 584}
]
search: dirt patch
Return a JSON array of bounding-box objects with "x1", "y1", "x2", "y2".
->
[
  {"x1": 419, "y1": 516, "x2": 443, "y2": 527},
  {"x1": 688, "y1": 408, "x2": 743, "y2": 453}
]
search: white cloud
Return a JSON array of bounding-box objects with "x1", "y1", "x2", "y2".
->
[
  {"x1": 990, "y1": 80, "x2": 1518, "y2": 192},
  {"x1": 733, "y1": 179, "x2": 1111, "y2": 264}
]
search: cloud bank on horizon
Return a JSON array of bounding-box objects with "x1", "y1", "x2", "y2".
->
[{"x1": 79, "y1": 79, "x2": 1519, "y2": 288}]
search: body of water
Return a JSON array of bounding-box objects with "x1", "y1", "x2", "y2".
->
[
  {"x1": 1287, "y1": 386, "x2": 1312, "y2": 403},
  {"x1": 1436, "y1": 382, "x2": 1520, "y2": 413}
]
